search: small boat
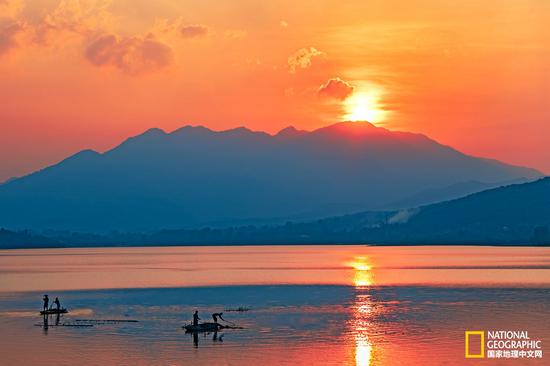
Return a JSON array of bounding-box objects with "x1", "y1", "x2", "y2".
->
[
  {"x1": 40, "y1": 308, "x2": 68, "y2": 315},
  {"x1": 183, "y1": 322, "x2": 222, "y2": 332}
]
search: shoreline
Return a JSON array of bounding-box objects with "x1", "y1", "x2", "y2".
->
[{"x1": 1, "y1": 242, "x2": 549, "y2": 251}]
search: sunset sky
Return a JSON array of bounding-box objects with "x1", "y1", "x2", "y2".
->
[{"x1": 1, "y1": 0, "x2": 549, "y2": 181}]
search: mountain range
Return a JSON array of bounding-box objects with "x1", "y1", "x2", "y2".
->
[{"x1": 0, "y1": 121, "x2": 541, "y2": 232}]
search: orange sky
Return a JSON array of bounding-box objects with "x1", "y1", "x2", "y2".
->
[{"x1": 1, "y1": 0, "x2": 549, "y2": 181}]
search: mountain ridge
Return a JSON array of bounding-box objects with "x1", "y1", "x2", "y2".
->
[{"x1": 0, "y1": 121, "x2": 541, "y2": 231}]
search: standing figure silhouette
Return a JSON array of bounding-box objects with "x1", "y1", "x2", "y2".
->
[
  {"x1": 193, "y1": 310, "x2": 200, "y2": 326},
  {"x1": 43, "y1": 295, "x2": 49, "y2": 311}
]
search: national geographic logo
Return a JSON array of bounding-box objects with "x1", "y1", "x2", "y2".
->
[
  {"x1": 465, "y1": 331, "x2": 485, "y2": 358},
  {"x1": 465, "y1": 330, "x2": 543, "y2": 359}
]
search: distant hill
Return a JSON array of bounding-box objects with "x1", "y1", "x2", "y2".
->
[
  {"x1": 0, "y1": 122, "x2": 541, "y2": 232},
  {"x1": 137, "y1": 177, "x2": 550, "y2": 245},
  {"x1": 380, "y1": 177, "x2": 550, "y2": 244},
  {"x1": 0, "y1": 228, "x2": 60, "y2": 249},
  {"x1": 1, "y1": 179, "x2": 548, "y2": 248},
  {"x1": 150, "y1": 177, "x2": 550, "y2": 245},
  {"x1": 384, "y1": 178, "x2": 531, "y2": 209}
]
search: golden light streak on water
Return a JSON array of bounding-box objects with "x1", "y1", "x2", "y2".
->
[
  {"x1": 350, "y1": 256, "x2": 374, "y2": 287},
  {"x1": 354, "y1": 294, "x2": 374, "y2": 366}
]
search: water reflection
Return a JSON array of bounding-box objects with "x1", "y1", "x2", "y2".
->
[
  {"x1": 2, "y1": 246, "x2": 550, "y2": 292},
  {"x1": 350, "y1": 256, "x2": 374, "y2": 287},
  {"x1": 188, "y1": 331, "x2": 225, "y2": 348},
  {"x1": 193, "y1": 331, "x2": 198, "y2": 348},
  {"x1": 1, "y1": 285, "x2": 549, "y2": 366},
  {"x1": 353, "y1": 294, "x2": 373, "y2": 366},
  {"x1": 42, "y1": 314, "x2": 48, "y2": 335},
  {"x1": 350, "y1": 256, "x2": 374, "y2": 365},
  {"x1": 40, "y1": 313, "x2": 63, "y2": 335}
]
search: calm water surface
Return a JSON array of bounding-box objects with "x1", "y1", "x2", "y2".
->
[{"x1": 0, "y1": 245, "x2": 549, "y2": 365}]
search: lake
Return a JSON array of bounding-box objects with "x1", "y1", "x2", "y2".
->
[{"x1": 0, "y1": 245, "x2": 549, "y2": 365}]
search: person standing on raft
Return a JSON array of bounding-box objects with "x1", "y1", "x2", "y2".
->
[
  {"x1": 43, "y1": 295, "x2": 49, "y2": 311},
  {"x1": 53, "y1": 297, "x2": 61, "y2": 310},
  {"x1": 193, "y1": 310, "x2": 200, "y2": 326}
]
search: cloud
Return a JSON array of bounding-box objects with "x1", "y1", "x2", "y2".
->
[
  {"x1": 318, "y1": 77, "x2": 355, "y2": 100},
  {"x1": 151, "y1": 18, "x2": 212, "y2": 40},
  {"x1": 0, "y1": 0, "x2": 117, "y2": 53},
  {"x1": 0, "y1": 0, "x2": 25, "y2": 56},
  {"x1": 85, "y1": 34, "x2": 173, "y2": 74},
  {"x1": 0, "y1": 0, "x2": 24, "y2": 19},
  {"x1": 180, "y1": 24, "x2": 209, "y2": 39},
  {"x1": 41, "y1": 0, "x2": 114, "y2": 34},
  {"x1": 19, "y1": 0, "x2": 116, "y2": 46},
  {"x1": 0, "y1": 0, "x2": 173, "y2": 73},
  {"x1": 287, "y1": 47, "x2": 323, "y2": 73},
  {"x1": 0, "y1": 21, "x2": 22, "y2": 56}
]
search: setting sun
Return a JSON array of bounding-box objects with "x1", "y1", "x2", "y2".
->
[{"x1": 343, "y1": 89, "x2": 387, "y2": 124}]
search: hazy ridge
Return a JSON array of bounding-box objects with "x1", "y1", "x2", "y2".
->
[{"x1": 0, "y1": 122, "x2": 540, "y2": 233}]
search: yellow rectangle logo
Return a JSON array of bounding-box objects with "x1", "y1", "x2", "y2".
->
[{"x1": 465, "y1": 331, "x2": 485, "y2": 358}]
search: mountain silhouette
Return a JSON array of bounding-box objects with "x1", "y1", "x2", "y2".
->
[{"x1": 0, "y1": 121, "x2": 541, "y2": 231}]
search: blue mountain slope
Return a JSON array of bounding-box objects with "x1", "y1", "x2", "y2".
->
[{"x1": 0, "y1": 122, "x2": 541, "y2": 231}]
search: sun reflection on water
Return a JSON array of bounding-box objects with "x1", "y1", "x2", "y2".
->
[
  {"x1": 349, "y1": 256, "x2": 375, "y2": 365},
  {"x1": 354, "y1": 294, "x2": 374, "y2": 366},
  {"x1": 350, "y1": 256, "x2": 374, "y2": 287},
  {"x1": 356, "y1": 334, "x2": 372, "y2": 366}
]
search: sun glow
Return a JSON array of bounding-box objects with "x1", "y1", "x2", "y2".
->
[
  {"x1": 343, "y1": 89, "x2": 387, "y2": 124},
  {"x1": 349, "y1": 257, "x2": 374, "y2": 287}
]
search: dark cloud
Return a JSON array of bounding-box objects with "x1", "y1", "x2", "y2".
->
[
  {"x1": 180, "y1": 24, "x2": 209, "y2": 39},
  {"x1": 85, "y1": 34, "x2": 173, "y2": 74},
  {"x1": 318, "y1": 77, "x2": 355, "y2": 100},
  {"x1": 0, "y1": 22, "x2": 22, "y2": 56}
]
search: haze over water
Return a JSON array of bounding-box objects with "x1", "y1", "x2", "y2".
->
[{"x1": 0, "y1": 245, "x2": 549, "y2": 365}]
